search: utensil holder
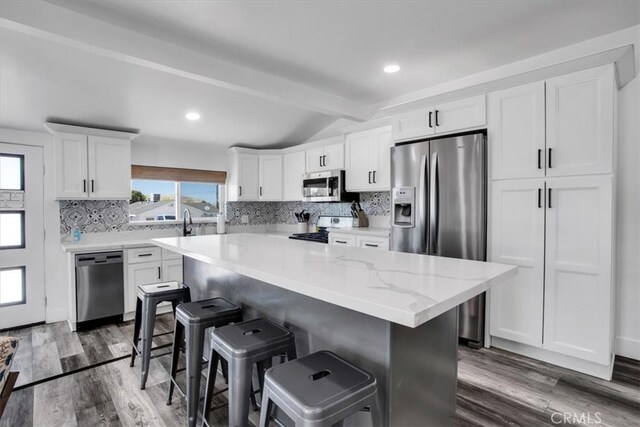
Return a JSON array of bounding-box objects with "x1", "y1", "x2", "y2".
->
[{"x1": 296, "y1": 222, "x2": 308, "y2": 233}]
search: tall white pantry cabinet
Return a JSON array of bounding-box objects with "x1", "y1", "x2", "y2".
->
[{"x1": 487, "y1": 64, "x2": 617, "y2": 379}]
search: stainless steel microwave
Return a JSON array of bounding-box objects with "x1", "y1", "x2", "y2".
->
[{"x1": 302, "y1": 170, "x2": 358, "y2": 203}]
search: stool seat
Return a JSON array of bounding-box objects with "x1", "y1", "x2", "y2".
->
[
  {"x1": 176, "y1": 298, "x2": 242, "y2": 326},
  {"x1": 259, "y1": 351, "x2": 381, "y2": 427},
  {"x1": 212, "y1": 318, "x2": 295, "y2": 359},
  {"x1": 138, "y1": 281, "x2": 188, "y2": 296}
]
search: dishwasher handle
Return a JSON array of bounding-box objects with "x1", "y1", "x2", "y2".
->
[{"x1": 76, "y1": 251, "x2": 123, "y2": 267}]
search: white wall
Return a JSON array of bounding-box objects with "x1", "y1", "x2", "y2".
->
[{"x1": 615, "y1": 57, "x2": 640, "y2": 360}]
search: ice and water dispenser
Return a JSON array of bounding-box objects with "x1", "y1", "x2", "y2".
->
[{"x1": 392, "y1": 187, "x2": 415, "y2": 227}]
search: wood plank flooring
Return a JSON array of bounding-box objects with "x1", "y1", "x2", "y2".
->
[
  {"x1": 1, "y1": 314, "x2": 175, "y2": 388},
  {"x1": 1, "y1": 318, "x2": 638, "y2": 426}
]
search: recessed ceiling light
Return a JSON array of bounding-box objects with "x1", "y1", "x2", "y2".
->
[
  {"x1": 185, "y1": 112, "x2": 200, "y2": 121},
  {"x1": 383, "y1": 64, "x2": 400, "y2": 74}
]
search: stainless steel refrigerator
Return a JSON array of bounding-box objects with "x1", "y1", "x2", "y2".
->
[{"x1": 390, "y1": 131, "x2": 487, "y2": 347}]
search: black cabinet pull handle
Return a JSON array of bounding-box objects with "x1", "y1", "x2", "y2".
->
[
  {"x1": 372, "y1": 170, "x2": 376, "y2": 183},
  {"x1": 260, "y1": 186, "x2": 262, "y2": 196},
  {"x1": 157, "y1": 266, "x2": 161, "y2": 280},
  {"x1": 336, "y1": 240, "x2": 347, "y2": 244},
  {"x1": 365, "y1": 243, "x2": 378, "y2": 247},
  {"x1": 239, "y1": 186, "x2": 242, "y2": 196},
  {"x1": 83, "y1": 179, "x2": 86, "y2": 192},
  {"x1": 548, "y1": 188, "x2": 552, "y2": 208},
  {"x1": 538, "y1": 188, "x2": 542, "y2": 208},
  {"x1": 548, "y1": 148, "x2": 552, "y2": 168},
  {"x1": 91, "y1": 180, "x2": 95, "y2": 192},
  {"x1": 435, "y1": 110, "x2": 440, "y2": 127},
  {"x1": 368, "y1": 171, "x2": 372, "y2": 184},
  {"x1": 537, "y1": 149, "x2": 542, "y2": 169},
  {"x1": 323, "y1": 155, "x2": 327, "y2": 167},
  {"x1": 138, "y1": 253, "x2": 152, "y2": 257},
  {"x1": 428, "y1": 111, "x2": 433, "y2": 128}
]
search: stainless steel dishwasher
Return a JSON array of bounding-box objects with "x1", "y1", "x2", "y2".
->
[{"x1": 75, "y1": 251, "x2": 124, "y2": 327}]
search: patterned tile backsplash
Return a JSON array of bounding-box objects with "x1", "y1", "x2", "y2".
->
[
  {"x1": 225, "y1": 192, "x2": 391, "y2": 226},
  {"x1": 59, "y1": 192, "x2": 390, "y2": 234},
  {"x1": 58, "y1": 200, "x2": 210, "y2": 234}
]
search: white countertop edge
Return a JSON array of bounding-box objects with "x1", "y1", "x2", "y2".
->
[{"x1": 151, "y1": 237, "x2": 518, "y2": 328}]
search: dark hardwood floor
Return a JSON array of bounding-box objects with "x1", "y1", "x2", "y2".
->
[{"x1": 1, "y1": 317, "x2": 638, "y2": 426}]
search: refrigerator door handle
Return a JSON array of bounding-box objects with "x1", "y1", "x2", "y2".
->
[
  {"x1": 418, "y1": 153, "x2": 429, "y2": 253},
  {"x1": 429, "y1": 152, "x2": 439, "y2": 254}
]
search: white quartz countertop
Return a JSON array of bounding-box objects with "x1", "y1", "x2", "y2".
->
[
  {"x1": 152, "y1": 234, "x2": 517, "y2": 328},
  {"x1": 326, "y1": 227, "x2": 390, "y2": 237}
]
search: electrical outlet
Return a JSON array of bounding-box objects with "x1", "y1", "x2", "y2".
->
[{"x1": 241, "y1": 215, "x2": 249, "y2": 224}]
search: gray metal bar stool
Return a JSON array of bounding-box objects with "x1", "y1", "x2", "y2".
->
[
  {"x1": 258, "y1": 350, "x2": 382, "y2": 427},
  {"x1": 130, "y1": 281, "x2": 190, "y2": 390},
  {"x1": 167, "y1": 297, "x2": 243, "y2": 427},
  {"x1": 202, "y1": 318, "x2": 297, "y2": 427}
]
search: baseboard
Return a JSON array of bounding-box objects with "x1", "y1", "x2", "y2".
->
[
  {"x1": 491, "y1": 336, "x2": 614, "y2": 380},
  {"x1": 616, "y1": 336, "x2": 640, "y2": 361}
]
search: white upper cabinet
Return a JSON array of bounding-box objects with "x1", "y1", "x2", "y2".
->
[
  {"x1": 323, "y1": 142, "x2": 345, "y2": 170},
  {"x1": 489, "y1": 179, "x2": 545, "y2": 347},
  {"x1": 87, "y1": 136, "x2": 131, "y2": 199},
  {"x1": 489, "y1": 65, "x2": 614, "y2": 181},
  {"x1": 542, "y1": 176, "x2": 613, "y2": 365},
  {"x1": 227, "y1": 149, "x2": 260, "y2": 202},
  {"x1": 489, "y1": 82, "x2": 546, "y2": 180},
  {"x1": 432, "y1": 94, "x2": 487, "y2": 135},
  {"x1": 282, "y1": 151, "x2": 306, "y2": 201},
  {"x1": 53, "y1": 131, "x2": 131, "y2": 200},
  {"x1": 392, "y1": 95, "x2": 486, "y2": 142},
  {"x1": 54, "y1": 133, "x2": 88, "y2": 199},
  {"x1": 305, "y1": 140, "x2": 344, "y2": 173},
  {"x1": 345, "y1": 126, "x2": 392, "y2": 191},
  {"x1": 545, "y1": 65, "x2": 614, "y2": 177},
  {"x1": 391, "y1": 108, "x2": 435, "y2": 142},
  {"x1": 259, "y1": 154, "x2": 283, "y2": 201}
]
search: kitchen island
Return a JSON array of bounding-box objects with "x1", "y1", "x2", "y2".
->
[{"x1": 153, "y1": 234, "x2": 517, "y2": 426}]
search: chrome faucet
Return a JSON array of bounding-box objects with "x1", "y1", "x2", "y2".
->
[{"x1": 183, "y1": 208, "x2": 193, "y2": 236}]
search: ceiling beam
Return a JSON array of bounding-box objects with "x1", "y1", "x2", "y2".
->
[{"x1": 0, "y1": 1, "x2": 369, "y2": 122}]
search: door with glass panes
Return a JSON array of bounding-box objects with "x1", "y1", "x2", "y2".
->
[{"x1": 0, "y1": 143, "x2": 45, "y2": 329}]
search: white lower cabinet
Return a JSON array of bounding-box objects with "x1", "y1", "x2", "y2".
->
[
  {"x1": 489, "y1": 175, "x2": 614, "y2": 370},
  {"x1": 329, "y1": 234, "x2": 356, "y2": 247},
  {"x1": 329, "y1": 233, "x2": 389, "y2": 250},
  {"x1": 162, "y1": 259, "x2": 184, "y2": 283},
  {"x1": 542, "y1": 176, "x2": 613, "y2": 365},
  {"x1": 489, "y1": 179, "x2": 545, "y2": 347},
  {"x1": 125, "y1": 247, "x2": 183, "y2": 314},
  {"x1": 126, "y1": 261, "x2": 162, "y2": 313}
]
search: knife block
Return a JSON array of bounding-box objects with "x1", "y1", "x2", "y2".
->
[{"x1": 356, "y1": 211, "x2": 369, "y2": 227}]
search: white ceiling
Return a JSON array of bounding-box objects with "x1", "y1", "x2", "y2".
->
[{"x1": 0, "y1": 0, "x2": 638, "y2": 148}]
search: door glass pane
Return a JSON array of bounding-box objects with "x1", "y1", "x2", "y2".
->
[
  {"x1": 0, "y1": 155, "x2": 24, "y2": 190},
  {"x1": 179, "y1": 182, "x2": 219, "y2": 218},
  {"x1": 0, "y1": 212, "x2": 24, "y2": 248},
  {"x1": 0, "y1": 267, "x2": 25, "y2": 306}
]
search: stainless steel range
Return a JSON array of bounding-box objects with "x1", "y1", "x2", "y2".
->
[{"x1": 289, "y1": 216, "x2": 359, "y2": 243}]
